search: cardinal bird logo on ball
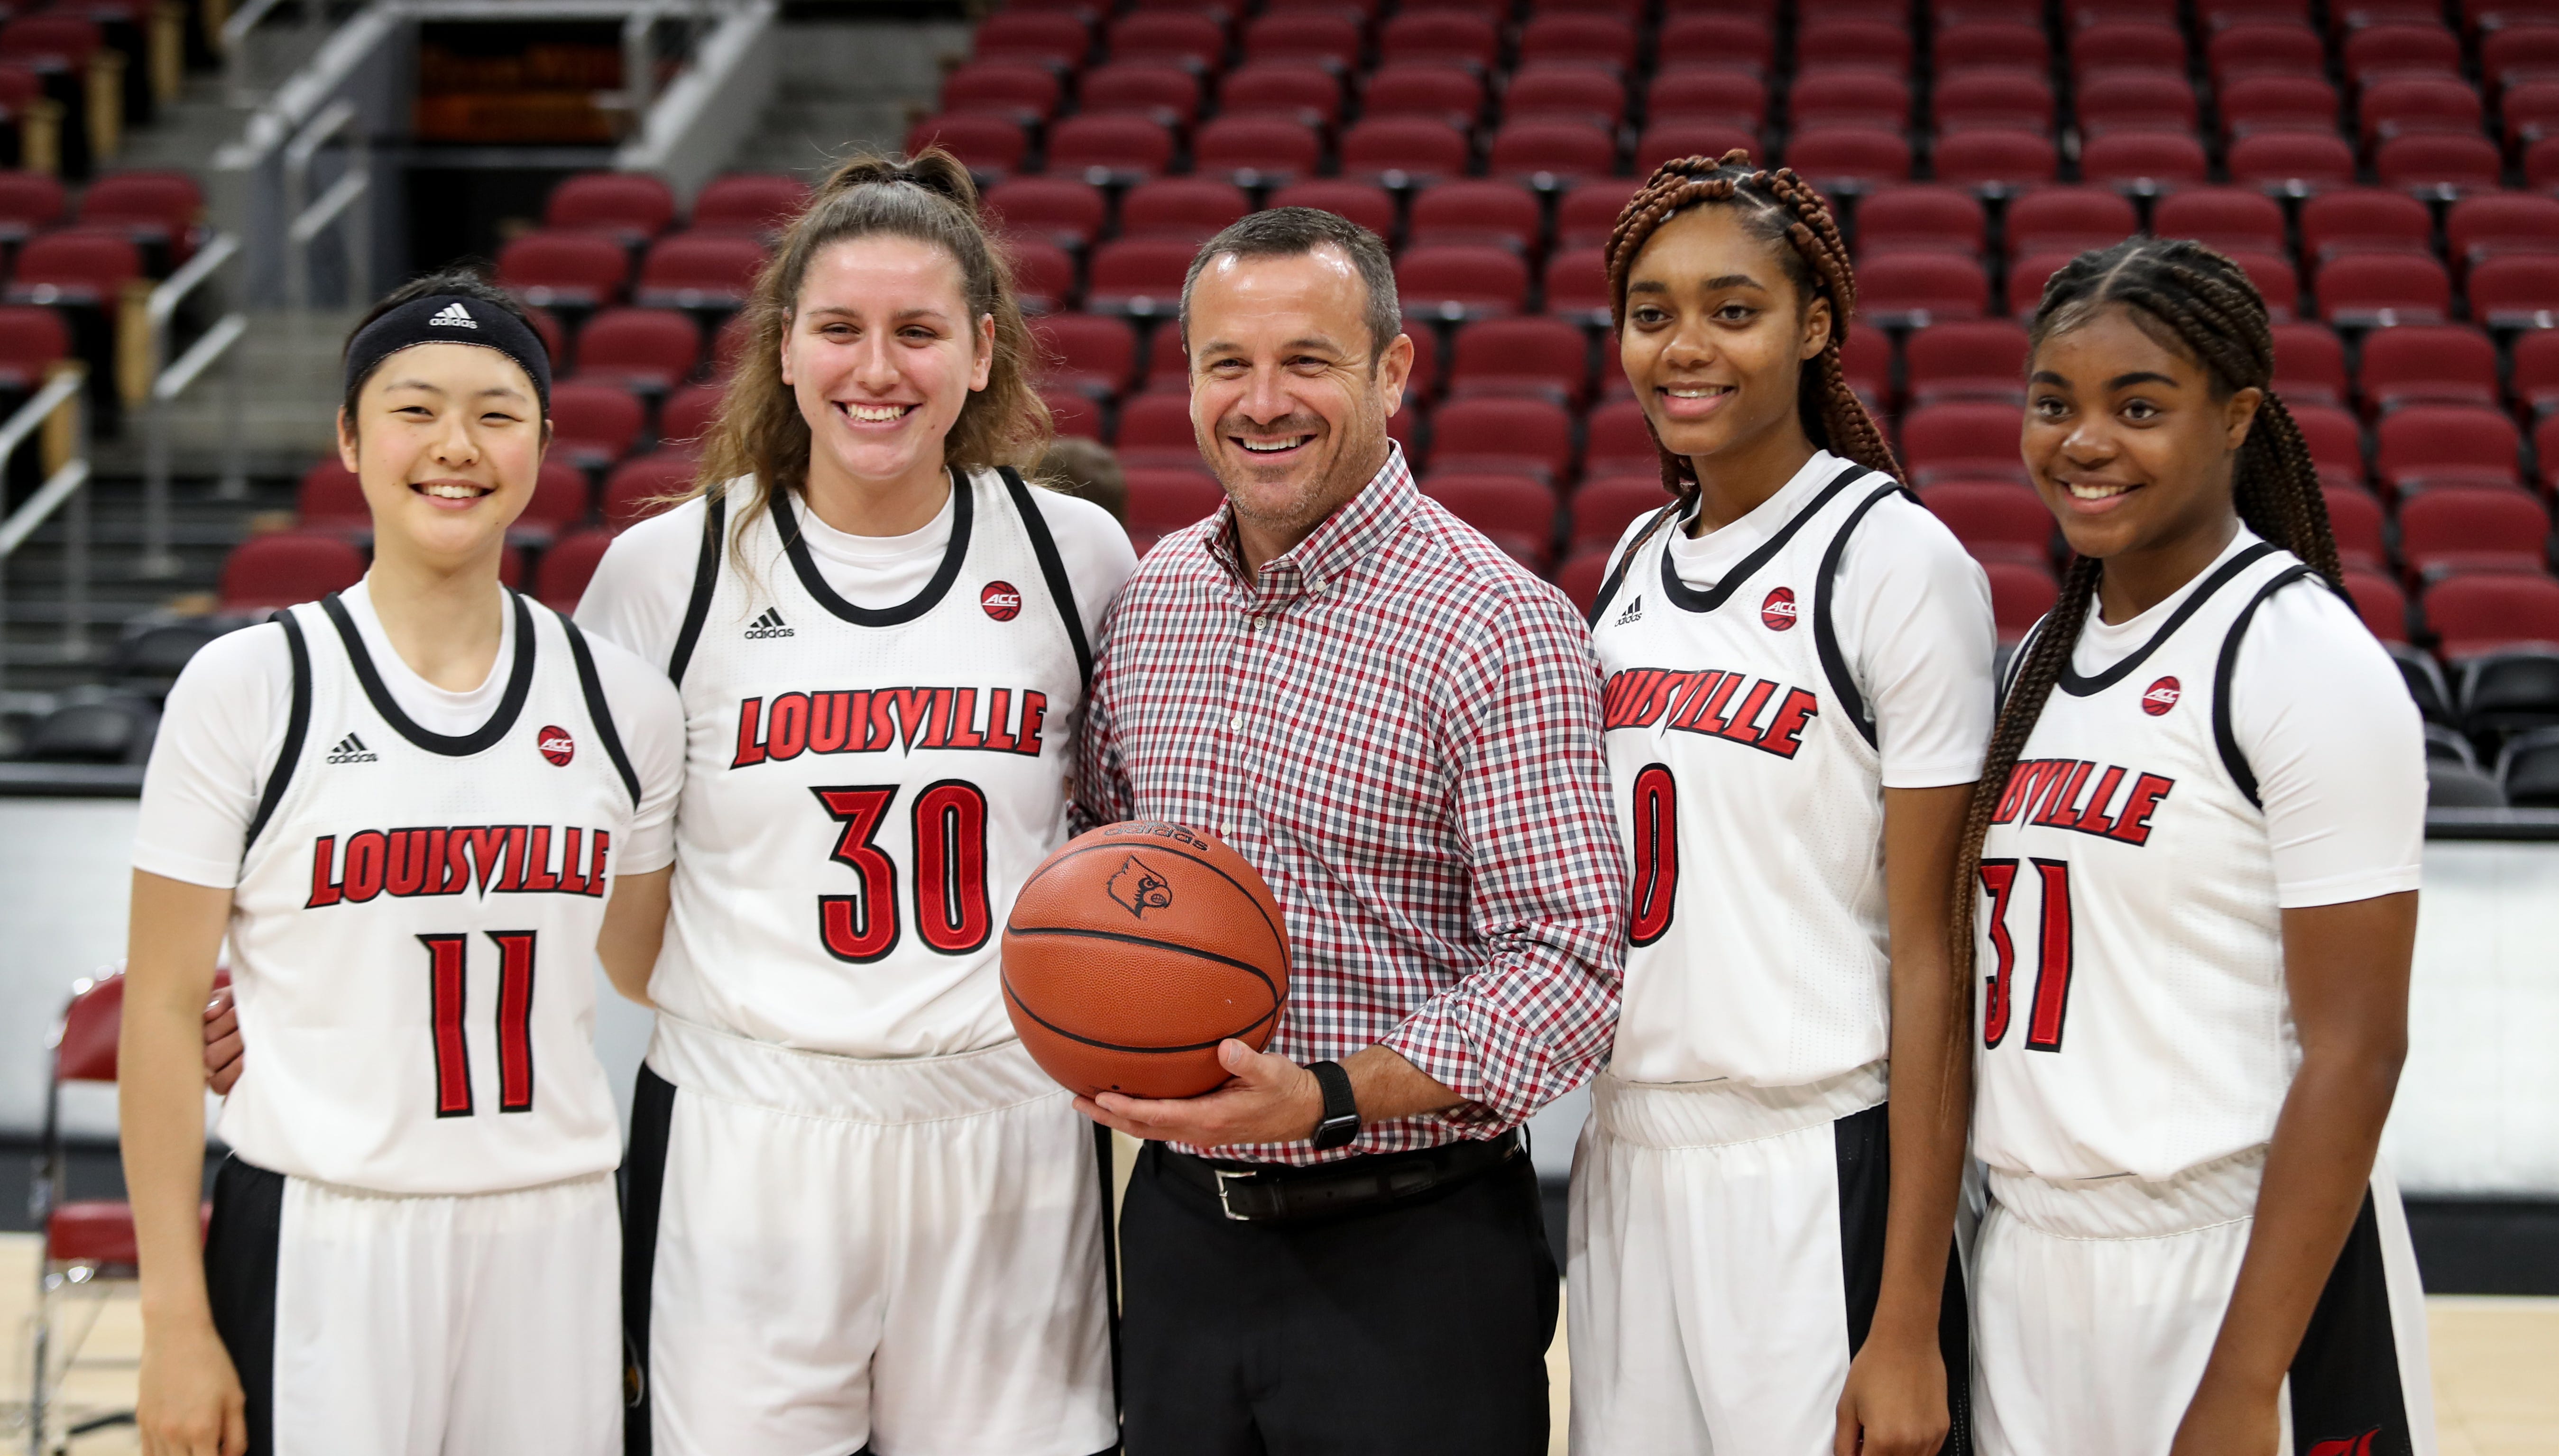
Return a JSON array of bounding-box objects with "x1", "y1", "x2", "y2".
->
[{"x1": 1107, "y1": 856, "x2": 1174, "y2": 919}]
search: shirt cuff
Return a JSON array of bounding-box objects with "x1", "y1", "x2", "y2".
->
[
  {"x1": 131, "y1": 844, "x2": 239, "y2": 891},
  {"x1": 2274, "y1": 863, "x2": 2423, "y2": 910},
  {"x1": 1879, "y1": 756, "x2": 1991, "y2": 790},
  {"x1": 1379, "y1": 1005, "x2": 1537, "y2": 1131}
]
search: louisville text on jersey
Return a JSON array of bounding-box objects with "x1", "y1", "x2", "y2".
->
[
  {"x1": 305, "y1": 824, "x2": 614, "y2": 907},
  {"x1": 1599, "y1": 667, "x2": 1821, "y2": 760},
  {"x1": 730, "y1": 686, "x2": 1050, "y2": 768},
  {"x1": 1991, "y1": 758, "x2": 2178, "y2": 846}
]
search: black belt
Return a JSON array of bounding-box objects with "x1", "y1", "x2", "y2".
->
[{"x1": 1159, "y1": 1132, "x2": 1525, "y2": 1223}]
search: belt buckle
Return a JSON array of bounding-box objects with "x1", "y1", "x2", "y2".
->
[{"x1": 1214, "y1": 1167, "x2": 1258, "y2": 1222}]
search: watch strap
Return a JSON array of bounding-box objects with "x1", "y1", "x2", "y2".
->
[{"x1": 1307, "y1": 1059, "x2": 1361, "y2": 1150}]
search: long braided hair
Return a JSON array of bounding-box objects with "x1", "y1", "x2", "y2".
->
[
  {"x1": 1947, "y1": 237, "x2": 2345, "y2": 987},
  {"x1": 1604, "y1": 150, "x2": 1903, "y2": 502}
]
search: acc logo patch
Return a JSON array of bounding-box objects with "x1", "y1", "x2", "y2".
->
[
  {"x1": 2306, "y1": 1431, "x2": 2379, "y2": 1456},
  {"x1": 537, "y1": 725, "x2": 576, "y2": 766},
  {"x1": 2141, "y1": 676, "x2": 2182, "y2": 717},
  {"x1": 1106, "y1": 855, "x2": 1174, "y2": 919},
  {"x1": 1760, "y1": 586, "x2": 1798, "y2": 632},
  {"x1": 981, "y1": 581, "x2": 1022, "y2": 621}
]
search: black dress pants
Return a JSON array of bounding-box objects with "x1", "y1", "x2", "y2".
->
[{"x1": 1119, "y1": 1141, "x2": 1559, "y2": 1456}]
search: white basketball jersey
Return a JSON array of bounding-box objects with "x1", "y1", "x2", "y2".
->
[
  {"x1": 1588, "y1": 459, "x2": 1908, "y2": 1088},
  {"x1": 652, "y1": 467, "x2": 1090, "y2": 1059},
  {"x1": 1973, "y1": 540, "x2": 2328, "y2": 1184},
  {"x1": 223, "y1": 593, "x2": 637, "y2": 1195}
]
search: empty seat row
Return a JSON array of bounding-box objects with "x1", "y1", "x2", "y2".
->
[{"x1": 495, "y1": 228, "x2": 768, "y2": 311}]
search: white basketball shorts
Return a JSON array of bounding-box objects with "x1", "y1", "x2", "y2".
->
[
  {"x1": 1973, "y1": 1150, "x2": 2436, "y2": 1456},
  {"x1": 203, "y1": 1155, "x2": 621, "y2": 1456},
  {"x1": 623, "y1": 1014, "x2": 1116, "y2": 1456},
  {"x1": 1565, "y1": 1063, "x2": 1971, "y2": 1455}
]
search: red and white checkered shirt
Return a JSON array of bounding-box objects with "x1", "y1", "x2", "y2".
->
[{"x1": 1076, "y1": 446, "x2": 1627, "y2": 1165}]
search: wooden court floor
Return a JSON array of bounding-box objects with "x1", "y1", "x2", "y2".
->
[{"x1": 2, "y1": 1236, "x2": 2550, "y2": 1453}]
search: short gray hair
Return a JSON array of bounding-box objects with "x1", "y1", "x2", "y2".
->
[{"x1": 1179, "y1": 207, "x2": 1401, "y2": 366}]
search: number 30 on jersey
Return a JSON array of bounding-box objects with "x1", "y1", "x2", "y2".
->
[{"x1": 811, "y1": 779, "x2": 993, "y2": 962}]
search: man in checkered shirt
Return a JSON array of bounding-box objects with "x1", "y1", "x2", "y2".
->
[{"x1": 1073, "y1": 208, "x2": 1627, "y2": 1455}]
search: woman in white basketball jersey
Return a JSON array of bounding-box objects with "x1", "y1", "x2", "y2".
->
[
  {"x1": 1963, "y1": 238, "x2": 2431, "y2": 1456},
  {"x1": 572, "y1": 151, "x2": 1133, "y2": 1456},
  {"x1": 1570, "y1": 153, "x2": 1994, "y2": 1455},
  {"x1": 122, "y1": 271, "x2": 685, "y2": 1456}
]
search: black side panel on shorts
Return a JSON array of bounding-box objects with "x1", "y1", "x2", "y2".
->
[
  {"x1": 205, "y1": 1155, "x2": 284, "y2": 1456},
  {"x1": 621, "y1": 1064, "x2": 677, "y2": 1456},
  {"x1": 1833, "y1": 1101, "x2": 1974, "y2": 1454},
  {"x1": 667, "y1": 492, "x2": 726, "y2": 688},
  {"x1": 242, "y1": 611, "x2": 313, "y2": 854},
  {"x1": 2289, "y1": 1192, "x2": 2415, "y2": 1456},
  {"x1": 1093, "y1": 1122, "x2": 1124, "y2": 1425}
]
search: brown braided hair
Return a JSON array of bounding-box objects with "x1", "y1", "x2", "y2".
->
[
  {"x1": 1604, "y1": 150, "x2": 1903, "y2": 502},
  {"x1": 1947, "y1": 237, "x2": 2346, "y2": 1000}
]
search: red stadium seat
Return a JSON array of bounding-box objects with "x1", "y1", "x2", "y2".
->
[
  {"x1": 1981, "y1": 559, "x2": 2060, "y2": 640},
  {"x1": 2069, "y1": 23, "x2": 2186, "y2": 83},
  {"x1": 2299, "y1": 187, "x2": 2434, "y2": 263},
  {"x1": 2077, "y1": 73, "x2": 2200, "y2": 136},
  {"x1": 534, "y1": 527, "x2": 616, "y2": 611},
  {"x1": 1032, "y1": 312, "x2": 1139, "y2": 397},
  {"x1": 601, "y1": 451, "x2": 701, "y2": 529},
  {"x1": 1409, "y1": 181, "x2": 1542, "y2": 253},
  {"x1": 2322, "y1": 485, "x2": 2389, "y2": 570},
  {"x1": 2483, "y1": 24, "x2": 2559, "y2": 95},
  {"x1": 2424, "y1": 574, "x2": 2559, "y2": 657},
  {"x1": 1427, "y1": 396, "x2": 1576, "y2": 482},
  {"x1": 494, "y1": 230, "x2": 628, "y2": 309},
  {"x1": 1555, "y1": 544, "x2": 1614, "y2": 612},
  {"x1": 1905, "y1": 319, "x2": 2030, "y2": 405},
  {"x1": 1041, "y1": 387, "x2": 1103, "y2": 440},
  {"x1": 2006, "y1": 186, "x2": 2129, "y2": 256},
  {"x1": 2289, "y1": 402, "x2": 2370, "y2": 490},
  {"x1": 2446, "y1": 192, "x2": 2559, "y2": 271},
  {"x1": 1045, "y1": 114, "x2": 1176, "y2": 183},
  {"x1": 904, "y1": 114, "x2": 1029, "y2": 179},
  {"x1": 543, "y1": 172, "x2": 675, "y2": 245},
  {"x1": 690, "y1": 174, "x2": 810, "y2": 236},
  {"x1": 1115, "y1": 393, "x2": 1203, "y2": 468},
  {"x1": 220, "y1": 533, "x2": 365, "y2": 611},
  {"x1": 659, "y1": 384, "x2": 723, "y2": 449},
  {"x1": 1857, "y1": 185, "x2": 1987, "y2": 254},
  {"x1": 1118, "y1": 178, "x2": 1251, "y2": 240},
  {"x1": 1923, "y1": 480, "x2": 2052, "y2": 566},
  {"x1": 1241, "y1": 12, "x2": 1360, "y2": 71},
  {"x1": 1219, "y1": 62, "x2": 1344, "y2": 128},
  {"x1": 1447, "y1": 316, "x2": 1592, "y2": 404},
  {"x1": 1647, "y1": 68, "x2": 1768, "y2": 129},
  {"x1": 2377, "y1": 404, "x2": 2523, "y2": 493},
  {"x1": 1268, "y1": 181, "x2": 1397, "y2": 237},
  {"x1": 2218, "y1": 75, "x2": 2340, "y2": 138},
  {"x1": 549, "y1": 383, "x2": 646, "y2": 471},
  {"x1": 971, "y1": 12, "x2": 1092, "y2": 70},
  {"x1": 1506, "y1": 65, "x2": 1629, "y2": 129},
  {"x1": 2517, "y1": 334, "x2": 2559, "y2": 418},
  {"x1": 2343, "y1": 565, "x2": 2412, "y2": 641},
  {"x1": 2007, "y1": 249, "x2": 2085, "y2": 320},
  {"x1": 2207, "y1": 23, "x2": 2322, "y2": 86},
  {"x1": 2359, "y1": 77, "x2": 2485, "y2": 145},
  {"x1": 1077, "y1": 62, "x2": 1204, "y2": 127},
  {"x1": 1583, "y1": 401, "x2": 1661, "y2": 482},
  {"x1": 1902, "y1": 402, "x2": 2031, "y2": 483},
  {"x1": 1518, "y1": 12, "x2": 1639, "y2": 73},
  {"x1": 1841, "y1": 326, "x2": 1893, "y2": 407},
  {"x1": 1657, "y1": 17, "x2": 1777, "y2": 75},
  {"x1": 2375, "y1": 133, "x2": 2501, "y2": 197},
  {"x1": 2316, "y1": 252, "x2": 2450, "y2": 326},
  {"x1": 1398, "y1": 244, "x2": 1530, "y2": 319},
  {"x1": 0, "y1": 169, "x2": 64, "y2": 241},
  {"x1": 1424, "y1": 474, "x2": 1560, "y2": 568},
  {"x1": 636, "y1": 233, "x2": 766, "y2": 311},
  {"x1": 1362, "y1": 63, "x2": 1486, "y2": 131},
  {"x1": 572, "y1": 308, "x2": 700, "y2": 393},
  {"x1": 1124, "y1": 466, "x2": 1227, "y2": 550},
  {"x1": 1557, "y1": 179, "x2": 1644, "y2": 249},
  {"x1": 1489, "y1": 120, "x2": 1617, "y2": 185},
  {"x1": 512, "y1": 460, "x2": 591, "y2": 543},
  {"x1": 2271, "y1": 321, "x2": 2350, "y2": 408},
  {"x1": 2398, "y1": 489, "x2": 2552, "y2": 577},
  {"x1": 2471, "y1": 255, "x2": 2559, "y2": 328},
  {"x1": 2080, "y1": 131, "x2": 2210, "y2": 190},
  {"x1": 1635, "y1": 122, "x2": 1760, "y2": 174},
  {"x1": 2343, "y1": 23, "x2": 2464, "y2": 87},
  {"x1": 295, "y1": 457, "x2": 365, "y2": 532},
  {"x1": 1782, "y1": 126, "x2": 1912, "y2": 190},
  {"x1": 1339, "y1": 117, "x2": 1471, "y2": 186},
  {"x1": 1380, "y1": 10, "x2": 1500, "y2": 72},
  {"x1": 78, "y1": 170, "x2": 202, "y2": 261},
  {"x1": 1544, "y1": 245, "x2": 1611, "y2": 322},
  {"x1": 1860, "y1": 253, "x2": 1990, "y2": 325},
  {"x1": 1007, "y1": 237, "x2": 1077, "y2": 313},
  {"x1": 1569, "y1": 476, "x2": 1676, "y2": 557},
  {"x1": 0, "y1": 304, "x2": 67, "y2": 390},
  {"x1": 1935, "y1": 20, "x2": 2048, "y2": 75},
  {"x1": 1933, "y1": 71, "x2": 2055, "y2": 134},
  {"x1": 1105, "y1": 12, "x2": 1227, "y2": 73},
  {"x1": 2152, "y1": 187, "x2": 2287, "y2": 253},
  {"x1": 938, "y1": 62, "x2": 1064, "y2": 126},
  {"x1": 1397, "y1": 314, "x2": 1444, "y2": 396},
  {"x1": 1795, "y1": 19, "x2": 1913, "y2": 73},
  {"x1": 2223, "y1": 247, "x2": 2303, "y2": 321},
  {"x1": 2227, "y1": 131, "x2": 2359, "y2": 192},
  {"x1": 985, "y1": 177, "x2": 1109, "y2": 252},
  {"x1": 1932, "y1": 130, "x2": 2059, "y2": 191},
  {"x1": 2357, "y1": 325, "x2": 2500, "y2": 414},
  {"x1": 1792, "y1": 69, "x2": 1912, "y2": 131},
  {"x1": 1085, "y1": 237, "x2": 1197, "y2": 316}
]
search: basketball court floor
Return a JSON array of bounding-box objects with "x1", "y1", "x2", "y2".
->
[{"x1": 2, "y1": 1234, "x2": 2551, "y2": 1454}]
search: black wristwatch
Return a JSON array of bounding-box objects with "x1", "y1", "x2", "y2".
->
[{"x1": 1307, "y1": 1060, "x2": 1362, "y2": 1150}]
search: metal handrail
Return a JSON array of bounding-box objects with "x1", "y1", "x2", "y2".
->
[
  {"x1": 284, "y1": 97, "x2": 367, "y2": 318},
  {"x1": 222, "y1": 0, "x2": 316, "y2": 107},
  {"x1": 140, "y1": 233, "x2": 248, "y2": 577},
  {"x1": 0, "y1": 368, "x2": 94, "y2": 700}
]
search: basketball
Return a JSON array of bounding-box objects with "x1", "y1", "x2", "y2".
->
[{"x1": 1001, "y1": 820, "x2": 1290, "y2": 1099}]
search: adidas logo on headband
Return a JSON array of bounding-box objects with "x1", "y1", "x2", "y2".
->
[{"x1": 428, "y1": 302, "x2": 478, "y2": 329}]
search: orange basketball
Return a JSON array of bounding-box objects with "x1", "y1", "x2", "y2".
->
[{"x1": 1002, "y1": 821, "x2": 1290, "y2": 1099}]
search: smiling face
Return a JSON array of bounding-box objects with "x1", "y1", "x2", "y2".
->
[
  {"x1": 337, "y1": 341, "x2": 544, "y2": 567},
  {"x1": 1618, "y1": 204, "x2": 1831, "y2": 489},
  {"x1": 2023, "y1": 303, "x2": 2260, "y2": 572},
  {"x1": 1184, "y1": 245, "x2": 1413, "y2": 549},
  {"x1": 782, "y1": 234, "x2": 994, "y2": 501}
]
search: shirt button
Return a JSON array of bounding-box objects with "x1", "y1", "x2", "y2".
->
[
  {"x1": 1221, "y1": 824, "x2": 1235, "y2": 838},
  {"x1": 1230, "y1": 713, "x2": 1244, "y2": 731}
]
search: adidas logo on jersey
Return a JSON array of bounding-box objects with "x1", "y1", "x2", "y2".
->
[
  {"x1": 744, "y1": 607, "x2": 795, "y2": 640},
  {"x1": 1612, "y1": 595, "x2": 1643, "y2": 627},
  {"x1": 427, "y1": 301, "x2": 477, "y2": 329},
  {"x1": 325, "y1": 732, "x2": 377, "y2": 765}
]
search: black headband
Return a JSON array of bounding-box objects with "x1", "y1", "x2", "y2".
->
[{"x1": 343, "y1": 293, "x2": 552, "y2": 412}]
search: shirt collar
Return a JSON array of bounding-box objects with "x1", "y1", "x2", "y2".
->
[{"x1": 1205, "y1": 442, "x2": 1417, "y2": 604}]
